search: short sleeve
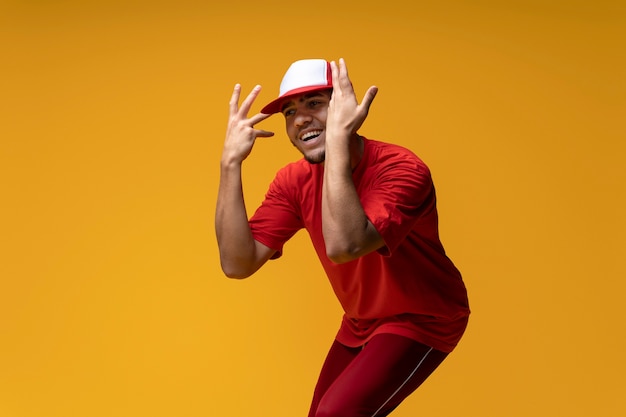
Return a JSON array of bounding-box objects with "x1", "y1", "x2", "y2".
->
[
  {"x1": 249, "y1": 170, "x2": 304, "y2": 258},
  {"x1": 359, "y1": 155, "x2": 435, "y2": 256}
]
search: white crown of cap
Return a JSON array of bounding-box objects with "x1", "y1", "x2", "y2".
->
[{"x1": 279, "y1": 59, "x2": 329, "y2": 97}]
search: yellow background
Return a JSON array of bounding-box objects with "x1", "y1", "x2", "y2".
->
[{"x1": 1, "y1": 1, "x2": 624, "y2": 416}]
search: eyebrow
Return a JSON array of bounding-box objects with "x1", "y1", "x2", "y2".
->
[{"x1": 280, "y1": 92, "x2": 328, "y2": 112}]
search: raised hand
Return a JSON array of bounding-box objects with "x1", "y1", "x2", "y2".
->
[
  {"x1": 326, "y1": 58, "x2": 378, "y2": 138},
  {"x1": 222, "y1": 84, "x2": 275, "y2": 165}
]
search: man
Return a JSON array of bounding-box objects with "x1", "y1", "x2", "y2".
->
[{"x1": 215, "y1": 58, "x2": 470, "y2": 417}]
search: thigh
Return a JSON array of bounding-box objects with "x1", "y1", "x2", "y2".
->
[
  {"x1": 314, "y1": 334, "x2": 448, "y2": 417},
  {"x1": 308, "y1": 340, "x2": 361, "y2": 417}
]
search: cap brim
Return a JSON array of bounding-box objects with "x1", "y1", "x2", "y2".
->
[{"x1": 261, "y1": 85, "x2": 333, "y2": 115}]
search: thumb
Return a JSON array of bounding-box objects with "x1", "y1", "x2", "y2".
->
[
  {"x1": 255, "y1": 129, "x2": 275, "y2": 138},
  {"x1": 361, "y1": 86, "x2": 378, "y2": 112}
]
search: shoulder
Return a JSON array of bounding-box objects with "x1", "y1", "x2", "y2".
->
[
  {"x1": 362, "y1": 137, "x2": 430, "y2": 175},
  {"x1": 269, "y1": 159, "x2": 322, "y2": 198}
]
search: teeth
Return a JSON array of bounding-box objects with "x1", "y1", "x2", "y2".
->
[{"x1": 302, "y1": 130, "x2": 322, "y2": 141}]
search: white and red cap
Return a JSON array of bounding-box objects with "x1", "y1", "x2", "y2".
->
[{"x1": 261, "y1": 59, "x2": 332, "y2": 114}]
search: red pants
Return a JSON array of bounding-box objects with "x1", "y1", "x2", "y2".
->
[{"x1": 308, "y1": 333, "x2": 449, "y2": 417}]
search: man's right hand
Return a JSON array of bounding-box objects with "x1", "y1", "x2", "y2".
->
[{"x1": 222, "y1": 84, "x2": 275, "y2": 166}]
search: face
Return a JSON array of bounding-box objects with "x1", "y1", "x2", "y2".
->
[{"x1": 280, "y1": 89, "x2": 332, "y2": 164}]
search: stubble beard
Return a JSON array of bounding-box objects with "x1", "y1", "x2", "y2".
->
[{"x1": 304, "y1": 150, "x2": 326, "y2": 165}]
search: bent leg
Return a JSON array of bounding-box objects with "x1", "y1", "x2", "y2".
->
[
  {"x1": 308, "y1": 340, "x2": 361, "y2": 417},
  {"x1": 312, "y1": 333, "x2": 448, "y2": 417}
]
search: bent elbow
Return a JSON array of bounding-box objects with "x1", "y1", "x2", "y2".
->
[
  {"x1": 222, "y1": 269, "x2": 251, "y2": 279},
  {"x1": 327, "y1": 254, "x2": 353, "y2": 264},
  {"x1": 219, "y1": 259, "x2": 254, "y2": 279},
  {"x1": 325, "y1": 245, "x2": 359, "y2": 264},
  {"x1": 326, "y1": 237, "x2": 384, "y2": 264}
]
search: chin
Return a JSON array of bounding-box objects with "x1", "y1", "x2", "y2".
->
[{"x1": 304, "y1": 151, "x2": 326, "y2": 165}]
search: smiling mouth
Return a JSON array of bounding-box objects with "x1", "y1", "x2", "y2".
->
[{"x1": 301, "y1": 130, "x2": 323, "y2": 142}]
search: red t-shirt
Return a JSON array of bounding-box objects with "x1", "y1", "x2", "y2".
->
[{"x1": 249, "y1": 138, "x2": 470, "y2": 352}]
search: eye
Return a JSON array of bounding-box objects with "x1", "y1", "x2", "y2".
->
[{"x1": 282, "y1": 108, "x2": 295, "y2": 117}]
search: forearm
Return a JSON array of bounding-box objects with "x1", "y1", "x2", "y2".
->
[
  {"x1": 322, "y1": 135, "x2": 381, "y2": 263},
  {"x1": 215, "y1": 162, "x2": 262, "y2": 278}
]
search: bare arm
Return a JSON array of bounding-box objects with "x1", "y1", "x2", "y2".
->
[
  {"x1": 322, "y1": 59, "x2": 383, "y2": 263},
  {"x1": 215, "y1": 84, "x2": 276, "y2": 278}
]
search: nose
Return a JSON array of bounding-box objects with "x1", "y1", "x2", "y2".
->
[{"x1": 293, "y1": 109, "x2": 312, "y2": 128}]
